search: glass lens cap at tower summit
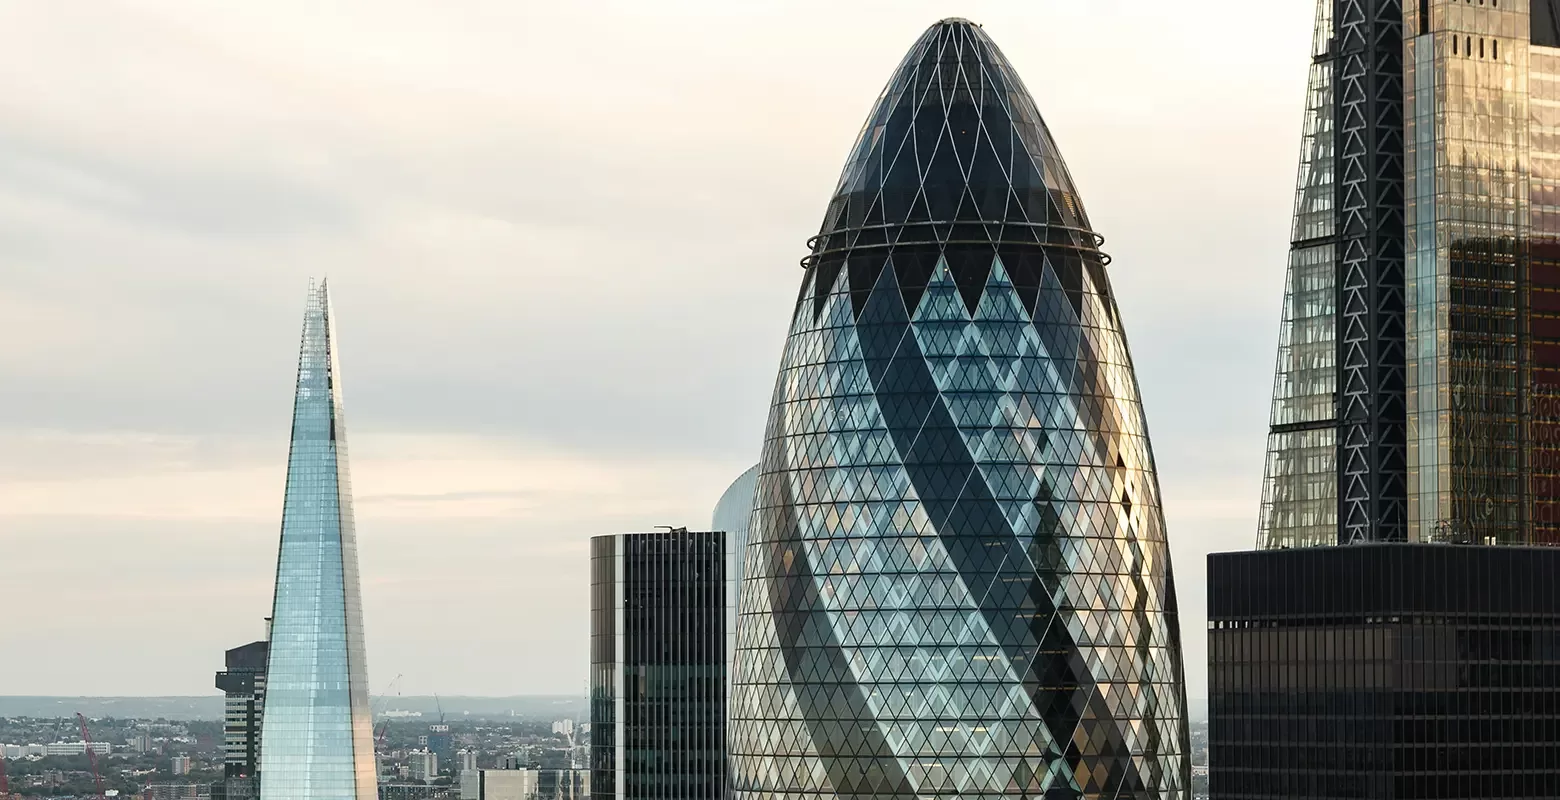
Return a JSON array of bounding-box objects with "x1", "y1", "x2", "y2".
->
[{"x1": 730, "y1": 18, "x2": 1191, "y2": 800}]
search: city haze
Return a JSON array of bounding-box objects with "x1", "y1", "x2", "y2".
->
[{"x1": 0, "y1": 1, "x2": 1311, "y2": 699}]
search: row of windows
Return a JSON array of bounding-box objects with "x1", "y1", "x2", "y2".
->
[
  {"x1": 1217, "y1": 771, "x2": 1560, "y2": 800},
  {"x1": 1215, "y1": 716, "x2": 1560, "y2": 742},
  {"x1": 1450, "y1": 35, "x2": 1499, "y2": 59},
  {"x1": 1217, "y1": 687, "x2": 1560, "y2": 714}
]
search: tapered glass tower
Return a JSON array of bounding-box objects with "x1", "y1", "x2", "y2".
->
[
  {"x1": 259, "y1": 281, "x2": 377, "y2": 800},
  {"x1": 729, "y1": 19, "x2": 1191, "y2": 800}
]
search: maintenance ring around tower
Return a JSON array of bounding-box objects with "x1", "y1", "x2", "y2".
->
[{"x1": 800, "y1": 221, "x2": 1109, "y2": 268}]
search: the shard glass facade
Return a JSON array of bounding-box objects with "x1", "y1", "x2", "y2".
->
[
  {"x1": 259, "y1": 281, "x2": 377, "y2": 800},
  {"x1": 729, "y1": 19, "x2": 1190, "y2": 800}
]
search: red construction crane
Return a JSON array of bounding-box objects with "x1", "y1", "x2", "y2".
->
[
  {"x1": 76, "y1": 713, "x2": 104, "y2": 800},
  {"x1": 1, "y1": 751, "x2": 11, "y2": 797}
]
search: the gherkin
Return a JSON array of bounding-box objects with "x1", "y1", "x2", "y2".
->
[{"x1": 729, "y1": 19, "x2": 1191, "y2": 800}]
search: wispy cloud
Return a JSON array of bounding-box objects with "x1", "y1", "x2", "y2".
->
[{"x1": 0, "y1": 0, "x2": 1314, "y2": 697}]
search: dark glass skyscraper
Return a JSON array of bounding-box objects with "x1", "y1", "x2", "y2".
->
[
  {"x1": 729, "y1": 18, "x2": 1191, "y2": 800},
  {"x1": 1215, "y1": 3, "x2": 1560, "y2": 797},
  {"x1": 1259, "y1": 0, "x2": 1560, "y2": 548},
  {"x1": 1210, "y1": 544, "x2": 1560, "y2": 798},
  {"x1": 590, "y1": 530, "x2": 727, "y2": 800},
  {"x1": 216, "y1": 631, "x2": 269, "y2": 800},
  {"x1": 259, "y1": 281, "x2": 377, "y2": 800}
]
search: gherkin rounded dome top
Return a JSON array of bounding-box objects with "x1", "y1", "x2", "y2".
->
[
  {"x1": 814, "y1": 18, "x2": 1094, "y2": 249},
  {"x1": 801, "y1": 19, "x2": 1109, "y2": 327}
]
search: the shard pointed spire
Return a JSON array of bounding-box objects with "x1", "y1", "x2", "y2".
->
[
  {"x1": 731, "y1": 19, "x2": 1190, "y2": 800},
  {"x1": 259, "y1": 280, "x2": 377, "y2": 800}
]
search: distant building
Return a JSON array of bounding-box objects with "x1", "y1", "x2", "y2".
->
[
  {"x1": 459, "y1": 770, "x2": 587, "y2": 800},
  {"x1": 456, "y1": 750, "x2": 477, "y2": 775},
  {"x1": 526, "y1": 771, "x2": 586, "y2": 800},
  {"x1": 408, "y1": 750, "x2": 438, "y2": 784},
  {"x1": 590, "y1": 530, "x2": 726, "y2": 800},
  {"x1": 44, "y1": 741, "x2": 110, "y2": 756},
  {"x1": 424, "y1": 727, "x2": 453, "y2": 763},
  {"x1": 171, "y1": 757, "x2": 192, "y2": 776},
  {"x1": 215, "y1": 630, "x2": 269, "y2": 786},
  {"x1": 378, "y1": 785, "x2": 455, "y2": 800},
  {"x1": 143, "y1": 785, "x2": 206, "y2": 800},
  {"x1": 125, "y1": 735, "x2": 152, "y2": 755},
  {"x1": 548, "y1": 721, "x2": 573, "y2": 738}
]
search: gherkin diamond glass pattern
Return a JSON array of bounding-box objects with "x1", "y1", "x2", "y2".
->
[{"x1": 730, "y1": 19, "x2": 1191, "y2": 800}]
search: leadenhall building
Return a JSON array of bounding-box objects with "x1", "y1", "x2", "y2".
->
[{"x1": 1213, "y1": 3, "x2": 1560, "y2": 798}]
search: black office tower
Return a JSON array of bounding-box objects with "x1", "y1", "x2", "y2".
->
[
  {"x1": 1209, "y1": 545, "x2": 1560, "y2": 798},
  {"x1": 214, "y1": 632, "x2": 270, "y2": 800},
  {"x1": 590, "y1": 530, "x2": 726, "y2": 800}
]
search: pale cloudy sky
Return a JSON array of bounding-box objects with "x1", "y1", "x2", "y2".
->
[{"x1": 0, "y1": 1, "x2": 1312, "y2": 701}]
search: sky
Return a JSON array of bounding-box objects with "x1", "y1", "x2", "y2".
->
[{"x1": 0, "y1": 1, "x2": 1314, "y2": 702}]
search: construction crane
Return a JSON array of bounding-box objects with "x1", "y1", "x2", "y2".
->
[
  {"x1": 76, "y1": 714, "x2": 104, "y2": 800},
  {"x1": 371, "y1": 674, "x2": 404, "y2": 754},
  {"x1": 1, "y1": 751, "x2": 11, "y2": 799}
]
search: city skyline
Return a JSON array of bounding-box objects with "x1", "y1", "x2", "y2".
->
[{"x1": 0, "y1": 2, "x2": 1315, "y2": 700}]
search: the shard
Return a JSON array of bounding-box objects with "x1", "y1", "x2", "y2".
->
[
  {"x1": 259, "y1": 281, "x2": 377, "y2": 800},
  {"x1": 729, "y1": 19, "x2": 1191, "y2": 800}
]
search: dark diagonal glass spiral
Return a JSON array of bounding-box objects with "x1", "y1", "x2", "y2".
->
[{"x1": 729, "y1": 19, "x2": 1191, "y2": 800}]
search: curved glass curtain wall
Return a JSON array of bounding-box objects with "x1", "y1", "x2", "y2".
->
[
  {"x1": 259, "y1": 281, "x2": 378, "y2": 800},
  {"x1": 714, "y1": 464, "x2": 760, "y2": 795},
  {"x1": 730, "y1": 19, "x2": 1191, "y2": 800}
]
